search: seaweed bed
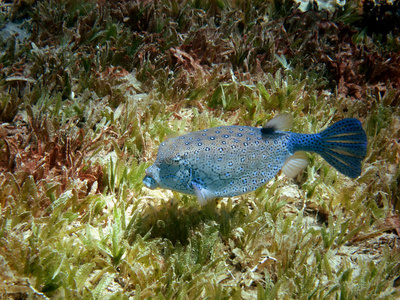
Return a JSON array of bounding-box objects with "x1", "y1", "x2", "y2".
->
[{"x1": 0, "y1": 0, "x2": 400, "y2": 299}]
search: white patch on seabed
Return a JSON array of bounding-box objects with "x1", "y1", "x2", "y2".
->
[
  {"x1": 294, "y1": 0, "x2": 346, "y2": 12},
  {"x1": 280, "y1": 185, "x2": 302, "y2": 201},
  {"x1": 141, "y1": 189, "x2": 175, "y2": 206}
]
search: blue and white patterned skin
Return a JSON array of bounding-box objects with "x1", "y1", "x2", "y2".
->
[{"x1": 143, "y1": 115, "x2": 367, "y2": 205}]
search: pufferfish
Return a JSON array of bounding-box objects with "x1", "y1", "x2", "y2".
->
[{"x1": 143, "y1": 114, "x2": 367, "y2": 205}]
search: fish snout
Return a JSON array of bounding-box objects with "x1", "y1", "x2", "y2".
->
[
  {"x1": 143, "y1": 175, "x2": 158, "y2": 189},
  {"x1": 143, "y1": 166, "x2": 160, "y2": 189}
]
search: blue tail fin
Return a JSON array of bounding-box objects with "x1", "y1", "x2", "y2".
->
[{"x1": 317, "y1": 118, "x2": 367, "y2": 178}]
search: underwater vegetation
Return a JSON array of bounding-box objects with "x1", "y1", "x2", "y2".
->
[{"x1": 0, "y1": 0, "x2": 399, "y2": 299}]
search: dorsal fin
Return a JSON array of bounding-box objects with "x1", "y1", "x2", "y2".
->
[{"x1": 261, "y1": 114, "x2": 293, "y2": 134}]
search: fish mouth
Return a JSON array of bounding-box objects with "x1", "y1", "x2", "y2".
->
[{"x1": 143, "y1": 175, "x2": 158, "y2": 189}]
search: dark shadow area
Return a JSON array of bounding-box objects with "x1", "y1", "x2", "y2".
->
[{"x1": 125, "y1": 196, "x2": 251, "y2": 246}]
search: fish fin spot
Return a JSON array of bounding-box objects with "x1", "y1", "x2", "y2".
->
[
  {"x1": 262, "y1": 114, "x2": 293, "y2": 133},
  {"x1": 191, "y1": 182, "x2": 215, "y2": 206},
  {"x1": 261, "y1": 127, "x2": 275, "y2": 134},
  {"x1": 282, "y1": 152, "x2": 308, "y2": 178}
]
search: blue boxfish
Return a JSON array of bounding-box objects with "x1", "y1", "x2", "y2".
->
[{"x1": 143, "y1": 114, "x2": 367, "y2": 205}]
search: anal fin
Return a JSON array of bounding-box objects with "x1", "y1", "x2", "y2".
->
[{"x1": 282, "y1": 152, "x2": 309, "y2": 178}]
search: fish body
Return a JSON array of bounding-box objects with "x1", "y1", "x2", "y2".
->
[{"x1": 143, "y1": 115, "x2": 367, "y2": 205}]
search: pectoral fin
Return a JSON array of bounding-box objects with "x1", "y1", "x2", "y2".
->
[{"x1": 191, "y1": 182, "x2": 215, "y2": 206}]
